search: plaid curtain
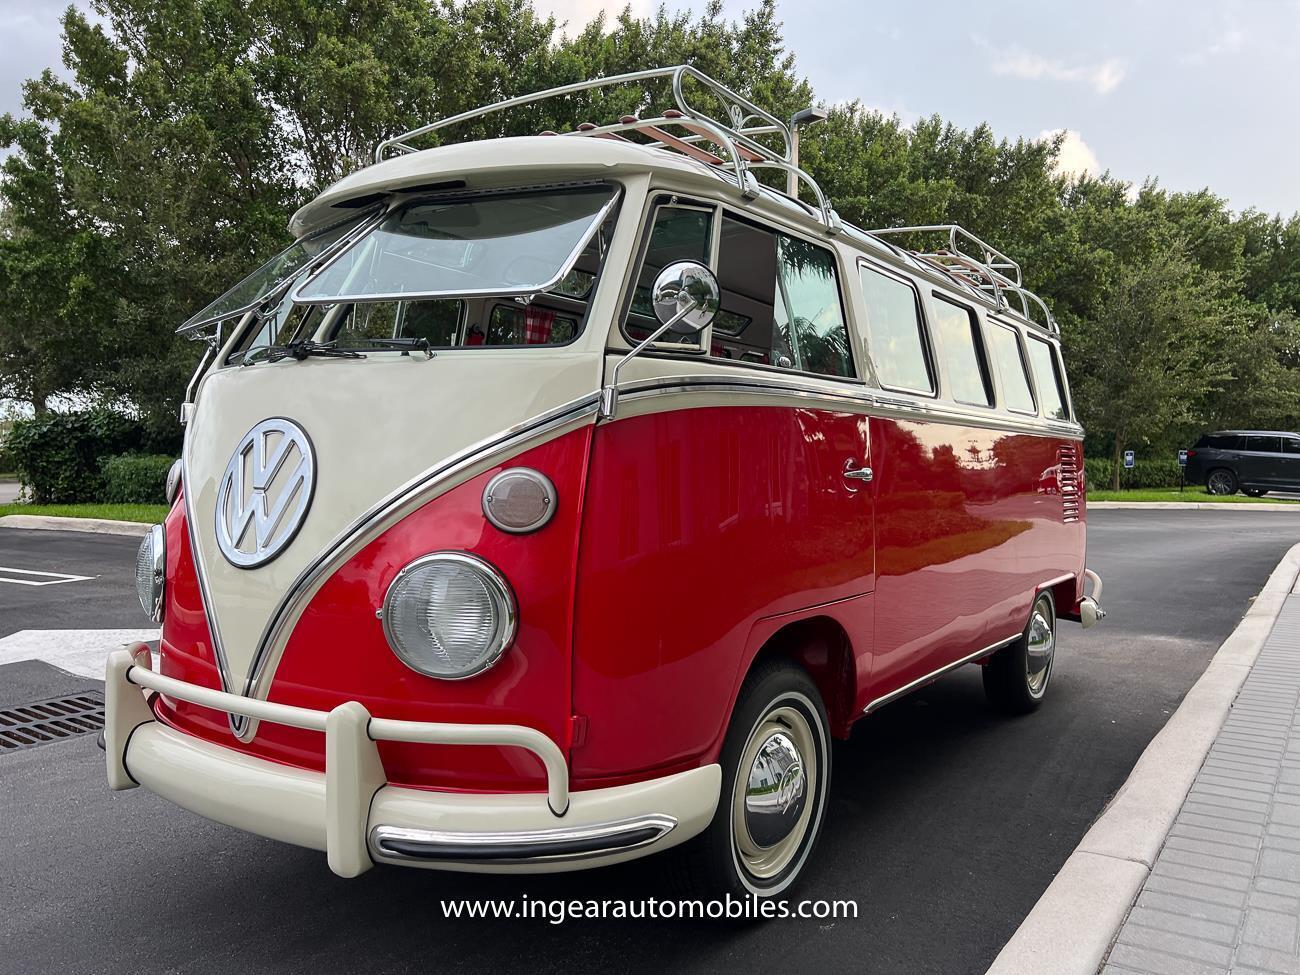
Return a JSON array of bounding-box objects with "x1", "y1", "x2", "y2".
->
[{"x1": 524, "y1": 307, "x2": 555, "y2": 344}]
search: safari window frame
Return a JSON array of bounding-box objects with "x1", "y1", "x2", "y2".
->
[{"x1": 291, "y1": 182, "x2": 623, "y2": 306}]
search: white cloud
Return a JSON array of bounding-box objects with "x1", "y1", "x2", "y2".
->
[
  {"x1": 1181, "y1": 25, "x2": 1247, "y2": 65},
  {"x1": 989, "y1": 46, "x2": 1126, "y2": 95},
  {"x1": 539, "y1": 0, "x2": 656, "y2": 34},
  {"x1": 1040, "y1": 128, "x2": 1101, "y2": 179}
]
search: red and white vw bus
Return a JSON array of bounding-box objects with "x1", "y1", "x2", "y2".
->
[{"x1": 107, "y1": 66, "x2": 1104, "y2": 898}]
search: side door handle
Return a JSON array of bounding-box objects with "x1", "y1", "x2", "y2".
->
[{"x1": 843, "y1": 461, "x2": 873, "y2": 483}]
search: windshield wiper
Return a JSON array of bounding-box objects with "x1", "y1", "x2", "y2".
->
[
  {"x1": 354, "y1": 336, "x2": 436, "y2": 359},
  {"x1": 243, "y1": 341, "x2": 366, "y2": 365}
]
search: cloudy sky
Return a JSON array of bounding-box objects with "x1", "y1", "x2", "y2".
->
[{"x1": 2, "y1": 0, "x2": 1297, "y2": 216}]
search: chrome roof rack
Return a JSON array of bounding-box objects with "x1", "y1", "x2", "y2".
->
[
  {"x1": 373, "y1": 65, "x2": 843, "y2": 236},
  {"x1": 867, "y1": 224, "x2": 1058, "y2": 333}
]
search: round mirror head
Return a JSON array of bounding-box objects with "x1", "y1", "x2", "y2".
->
[{"x1": 651, "y1": 261, "x2": 720, "y2": 335}]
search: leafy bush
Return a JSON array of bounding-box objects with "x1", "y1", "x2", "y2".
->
[
  {"x1": 6, "y1": 409, "x2": 146, "y2": 503},
  {"x1": 1085, "y1": 457, "x2": 1186, "y2": 490},
  {"x1": 100, "y1": 454, "x2": 175, "y2": 504}
]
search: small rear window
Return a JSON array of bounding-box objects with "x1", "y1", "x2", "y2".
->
[{"x1": 1025, "y1": 336, "x2": 1070, "y2": 420}]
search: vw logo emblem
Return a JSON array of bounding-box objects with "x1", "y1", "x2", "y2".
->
[{"x1": 215, "y1": 418, "x2": 315, "y2": 568}]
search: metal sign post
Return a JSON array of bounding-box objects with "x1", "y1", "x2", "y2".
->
[{"x1": 1177, "y1": 449, "x2": 1188, "y2": 493}]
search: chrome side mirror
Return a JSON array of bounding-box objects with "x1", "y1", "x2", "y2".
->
[
  {"x1": 599, "y1": 261, "x2": 721, "y2": 421},
  {"x1": 651, "y1": 261, "x2": 720, "y2": 335}
]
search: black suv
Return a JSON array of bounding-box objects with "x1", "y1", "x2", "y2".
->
[{"x1": 1185, "y1": 431, "x2": 1300, "y2": 496}]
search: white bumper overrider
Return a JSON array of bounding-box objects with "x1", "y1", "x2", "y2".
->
[{"x1": 105, "y1": 645, "x2": 720, "y2": 876}]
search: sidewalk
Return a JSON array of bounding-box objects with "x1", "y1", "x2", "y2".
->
[{"x1": 1103, "y1": 596, "x2": 1300, "y2": 974}]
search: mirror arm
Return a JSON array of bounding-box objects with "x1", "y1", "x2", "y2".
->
[{"x1": 599, "y1": 296, "x2": 701, "y2": 420}]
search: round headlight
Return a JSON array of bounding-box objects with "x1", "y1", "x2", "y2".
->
[
  {"x1": 381, "y1": 552, "x2": 516, "y2": 680},
  {"x1": 482, "y1": 467, "x2": 556, "y2": 534},
  {"x1": 165, "y1": 459, "x2": 183, "y2": 504},
  {"x1": 135, "y1": 524, "x2": 165, "y2": 622}
]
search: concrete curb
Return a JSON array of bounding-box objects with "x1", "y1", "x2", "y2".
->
[
  {"x1": 0, "y1": 515, "x2": 152, "y2": 537},
  {"x1": 1088, "y1": 501, "x2": 1300, "y2": 511},
  {"x1": 986, "y1": 541, "x2": 1300, "y2": 975}
]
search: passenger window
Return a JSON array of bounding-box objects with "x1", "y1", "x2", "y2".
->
[
  {"x1": 858, "y1": 266, "x2": 933, "y2": 395},
  {"x1": 710, "y1": 217, "x2": 852, "y2": 377},
  {"x1": 774, "y1": 235, "x2": 854, "y2": 378},
  {"x1": 931, "y1": 296, "x2": 992, "y2": 407},
  {"x1": 1284, "y1": 439, "x2": 1300, "y2": 455},
  {"x1": 626, "y1": 203, "x2": 713, "y2": 343},
  {"x1": 987, "y1": 321, "x2": 1036, "y2": 414},
  {"x1": 627, "y1": 207, "x2": 854, "y2": 378},
  {"x1": 1025, "y1": 336, "x2": 1070, "y2": 420},
  {"x1": 1245, "y1": 435, "x2": 1282, "y2": 453},
  {"x1": 486, "y1": 304, "x2": 578, "y2": 345}
]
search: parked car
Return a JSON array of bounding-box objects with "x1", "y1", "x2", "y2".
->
[
  {"x1": 1185, "y1": 431, "x2": 1300, "y2": 496},
  {"x1": 104, "y1": 65, "x2": 1105, "y2": 900}
]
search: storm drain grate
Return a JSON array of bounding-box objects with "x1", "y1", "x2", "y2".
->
[{"x1": 0, "y1": 692, "x2": 105, "y2": 751}]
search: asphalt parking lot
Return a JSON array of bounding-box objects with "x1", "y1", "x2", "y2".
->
[{"x1": 1, "y1": 510, "x2": 1298, "y2": 975}]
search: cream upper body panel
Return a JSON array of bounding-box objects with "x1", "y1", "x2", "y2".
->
[{"x1": 185, "y1": 351, "x2": 601, "y2": 706}]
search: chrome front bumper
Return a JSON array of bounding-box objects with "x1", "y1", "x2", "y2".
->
[{"x1": 105, "y1": 645, "x2": 720, "y2": 876}]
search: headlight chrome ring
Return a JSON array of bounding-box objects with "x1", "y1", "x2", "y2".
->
[
  {"x1": 135, "y1": 524, "x2": 166, "y2": 622},
  {"x1": 380, "y1": 552, "x2": 517, "y2": 680}
]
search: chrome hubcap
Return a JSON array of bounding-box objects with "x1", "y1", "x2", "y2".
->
[
  {"x1": 732, "y1": 705, "x2": 817, "y2": 880},
  {"x1": 743, "y1": 731, "x2": 807, "y2": 848},
  {"x1": 1026, "y1": 604, "x2": 1055, "y2": 697}
]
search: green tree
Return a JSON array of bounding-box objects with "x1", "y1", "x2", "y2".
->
[{"x1": 1070, "y1": 245, "x2": 1238, "y2": 489}]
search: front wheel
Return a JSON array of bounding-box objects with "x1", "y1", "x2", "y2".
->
[
  {"x1": 672, "y1": 660, "x2": 831, "y2": 899},
  {"x1": 1207, "y1": 469, "x2": 1238, "y2": 495},
  {"x1": 984, "y1": 591, "x2": 1056, "y2": 714}
]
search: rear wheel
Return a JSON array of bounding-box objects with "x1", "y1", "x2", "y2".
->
[
  {"x1": 984, "y1": 592, "x2": 1056, "y2": 714},
  {"x1": 1207, "y1": 468, "x2": 1238, "y2": 495},
  {"x1": 672, "y1": 659, "x2": 831, "y2": 900}
]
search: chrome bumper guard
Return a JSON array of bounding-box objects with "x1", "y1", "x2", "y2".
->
[{"x1": 105, "y1": 644, "x2": 718, "y2": 876}]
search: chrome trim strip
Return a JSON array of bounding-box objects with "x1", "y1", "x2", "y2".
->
[
  {"x1": 614, "y1": 373, "x2": 1085, "y2": 439},
  {"x1": 368, "y1": 815, "x2": 677, "y2": 865},
  {"x1": 862, "y1": 634, "x2": 1021, "y2": 714},
  {"x1": 241, "y1": 393, "x2": 602, "y2": 707},
  {"x1": 180, "y1": 416, "x2": 242, "y2": 733}
]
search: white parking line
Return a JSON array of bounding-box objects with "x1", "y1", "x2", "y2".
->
[
  {"x1": 0, "y1": 629, "x2": 161, "y2": 678},
  {"x1": 0, "y1": 566, "x2": 94, "y2": 587}
]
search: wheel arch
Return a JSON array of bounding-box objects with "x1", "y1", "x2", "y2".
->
[{"x1": 733, "y1": 613, "x2": 860, "y2": 741}]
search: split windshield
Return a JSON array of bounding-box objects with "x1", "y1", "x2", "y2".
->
[
  {"x1": 293, "y1": 185, "x2": 618, "y2": 303},
  {"x1": 221, "y1": 184, "x2": 620, "y2": 363},
  {"x1": 180, "y1": 209, "x2": 376, "y2": 334}
]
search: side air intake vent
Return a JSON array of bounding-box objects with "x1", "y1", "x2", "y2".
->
[{"x1": 1060, "y1": 443, "x2": 1081, "y2": 523}]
